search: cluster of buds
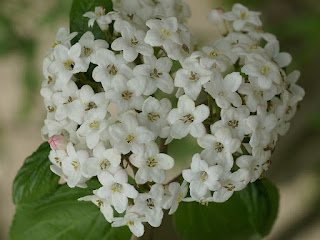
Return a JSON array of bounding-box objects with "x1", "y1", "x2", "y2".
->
[{"x1": 40, "y1": 1, "x2": 304, "y2": 237}]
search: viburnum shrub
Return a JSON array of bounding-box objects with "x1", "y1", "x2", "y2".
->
[{"x1": 11, "y1": 1, "x2": 304, "y2": 239}]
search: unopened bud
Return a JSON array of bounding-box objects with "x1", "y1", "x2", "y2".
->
[
  {"x1": 48, "y1": 135, "x2": 68, "y2": 150},
  {"x1": 208, "y1": 8, "x2": 228, "y2": 36}
]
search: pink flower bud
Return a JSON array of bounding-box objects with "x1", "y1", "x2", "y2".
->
[
  {"x1": 48, "y1": 135, "x2": 68, "y2": 150},
  {"x1": 208, "y1": 8, "x2": 228, "y2": 36}
]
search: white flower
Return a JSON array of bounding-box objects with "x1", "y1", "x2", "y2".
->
[
  {"x1": 77, "y1": 110, "x2": 108, "y2": 149},
  {"x1": 265, "y1": 40, "x2": 292, "y2": 68},
  {"x1": 241, "y1": 54, "x2": 281, "y2": 90},
  {"x1": 133, "y1": 55, "x2": 174, "y2": 95},
  {"x1": 175, "y1": 56, "x2": 213, "y2": 100},
  {"x1": 112, "y1": 20, "x2": 153, "y2": 62},
  {"x1": 236, "y1": 147, "x2": 271, "y2": 182},
  {"x1": 198, "y1": 127, "x2": 241, "y2": 165},
  {"x1": 44, "y1": 119, "x2": 78, "y2": 142},
  {"x1": 204, "y1": 71, "x2": 243, "y2": 109},
  {"x1": 238, "y1": 79, "x2": 277, "y2": 112},
  {"x1": 134, "y1": 184, "x2": 164, "y2": 227},
  {"x1": 78, "y1": 191, "x2": 114, "y2": 222},
  {"x1": 246, "y1": 106, "x2": 278, "y2": 148},
  {"x1": 92, "y1": 49, "x2": 132, "y2": 91},
  {"x1": 144, "y1": 17, "x2": 181, "y2": 51},
  {"x1": 109, "y1": 113, "x2": 156, "y2": 154},
  {"x1": 212, "y1": 169, "x2": 250, "y2": 202},
  {"x1": 81, "y1": 142, "x2": 121, "y2": 179},
  {"x1": 112, "y1": 212, "x2": 146, "y2": 237},
  {"x1": 51, "y1": 81, "x2": 85, "y2": 124},
  {"x1": 96, "y1": 169, "x2": 138, "y2": 213},
  {"x1": 106, "y1": 77, "x2": 145, "y2": 114},
  {"x1": 50, "y1": 27, "x2": 77, "y2": 50},
  {"x1": 182, "y1": 153, "x2": 223, "y2": 199},
  {"x1": 222, "y1": 3, "x2": 262, "y2": 31},
  {"x1": 198, "y1": 46, "x2": 231, "y2": 72},
  {"x1": 137, "y1": 97, "x2": 171, "y2": 138},
  {"x1": 62, "y1": 142, "x2": 89, "y2": 188},
  {"x1": 130, "y1": 141, "x2": 174, "y2": 184},
  {"x1": 49, "y1": 43, "x2": 90, "y2": 85},
  {"x1": 49, "y1": 148, "x2": 67, "y2": 176},
  {"x1": 83, "y1": 6, "x2": 112, "y2": 30},
  {"x1": 211, "y1": 106, "x2": 251, "y2": 140},
  {"x1": 163, "y1": 181, "x2": 188, "y2": 215},
  {"x1": 286, "y1": 70, "x2": 305, "y2": 101},
  {"x1": 78, "y1": 31, "x2": 109, "y2": 64},
  {"x1": 79, "y1": 85, "x2": 109, "y2": 119},
  {"x1": 200, "y1": 149, "x2": 234, "y2": 172},
  {"x1": 167, "y1": 95, "x2": 209, "y2": 139}
]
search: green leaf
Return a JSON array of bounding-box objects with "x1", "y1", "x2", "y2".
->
[
  {"x1": 10, "y1": 180, "x2": 131, "y2": 240},
  {"x1": 69, "y1": 0, "x2": 113, "y2": 44},
  {"x1": 170, "y1": 60, "x2": 182, "y2": 73},
  {"x1": 12, "y1": 142, "x2": 59, "y2": 205},
  {"x1": 173, "y1": 179, "x2": 279, "y2": 239},
  {"x1": 238, "y1": 178, "x2": 279, "y2": 237}
]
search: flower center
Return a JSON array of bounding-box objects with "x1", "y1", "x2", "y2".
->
[
  {"x1": 89, "y1": 120, "x2": 100, "y2": 129},
  {"x1": 180, "y1": 114, "x2": 194, "y2": 123},
  {"x1": 64, "y1": 60, "x2": 75, "y2": 71},
  {"x1": 97, "y1": 200, "x2": 104, "y2": 208},
  {"x1": 84, "y1": 46, "x2": 92, "y2": 56},
  {"x1": 100, "y1": 159, "x2": 111, "y2": 170},
  {"x1": 224, "y1": 183, "x2": 235, "y2": 191},
  {"x1": 161, "y1": 29, "x2": 172, "y2": 38},
  {"x1": 177, "y1": 192, "x2": 183, "y2": 203},
  {"x1": 240, "y1": 11, "x2": 247, "y2": 19},
  {"x1": 215, "y1": 142, "x2": 224, "y2": 152},
  {"x1": 111, "y1": 183, "x2": 122, "y2": 193},
  {"x1": 182, "y1": 44, "x2": 190, "y2": 53},
  {"x1": 228, "y1": 120, "x2": 239, "y2": 128},
  {"x1": 199, "y1": 171, "x2": 208, "y2": 182},
  {"x1": 63, "y1": 96, "x2": 73, "y2": 105},
  {"x1": 146, "y1": 198, "x2": 155, "y2": 209},
  {"x1": 47, "y1": 106, "x2": 55, "y2": 112},
  {"x1": 148, "y1": 113, "x2": 160, "y2": 122},
  {"x1": 130, "y1": 36, "x2": 139, "y2": 46},
  {"x1": 150, "y1": 68, "x2": 162, "y2": 79},
  {"x1": 121, "y1": 90, "x2": 133, "y2": 100},
  {"x1": 127, "y1": 221, "x2": 135, "y2": 226},
  {"x1": 261, "y1": 66, "x2": 270, "y2": 75},
  {"x1": 189, "y1": 71, "x2": 199, "y2": 81},
  {"x1": 71, "y1": 160, "x2": 79, "y2": 171},
  {"x1": 54, "y1": 157, "x2": 62, "y2": 167},
  {"x1": 146, "y1": 157, "x2": 158, "y2": 167},
  {"x1": 126, "y1": 134, "x2": 135, "y2": 144},
  {"x1": 249, "y1": 44, "x2": 258, "y2": 50},
  {"x1": 218, "y1": 91, "x2": 225, "y2": 96},
  {"x1": 85, "y1": 102, "x2": 97, "y2": 111},
  {"x1": 96, "y1": 8, "x2": 106, "y2": 16},
  {"x1": 107, "y1": 64, "x2": 118, "y2": 75},
  {"x1": 210, "y1": 50, "x2": 218, "y2": 57}
]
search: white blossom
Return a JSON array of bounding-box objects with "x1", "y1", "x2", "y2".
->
[
  {"x1": 130, "y1": 141, "x2": 174, "y2": 184},
  {"x1": 167, "y1": 95, "x2": 209, "y2": 139},
  {"x1": 83, "y1": 6, "x2": 112, "y2": 30}
]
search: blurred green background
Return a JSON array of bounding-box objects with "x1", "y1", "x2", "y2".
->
[{"x1": 0, "y1": 0, "x2": 319, "y2": 239}]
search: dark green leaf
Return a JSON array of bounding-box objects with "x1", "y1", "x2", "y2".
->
[
  {"x1": 238, "y1": 178, "x2": 279, "y2": 236},
  {"x1": 174, "y1": 192, "x2": 261, "y2": 240},
  {"x1": 174, "y1": 178, "x2": 279, "y2": 239},
  {"x1": 10, "y1": 179, "x2": 131, "y2": 240},
  {"x1": 69, "y1": 0, "x2": 113, "y2": 44},
  {"x1": 12, "y1": 142, "x2": 59, "y2": 205}
]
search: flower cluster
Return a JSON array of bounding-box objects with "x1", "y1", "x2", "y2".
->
[{"x1": 40, "y1": 1, "x2": 304, "y2": 237}]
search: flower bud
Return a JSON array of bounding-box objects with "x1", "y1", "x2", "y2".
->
[
  {"x1": 48, "y1": 135, "x2": 68, "y2": 150},
  {"x1": 208, "y1": 8, "x2": 228, "y2": 36}
]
